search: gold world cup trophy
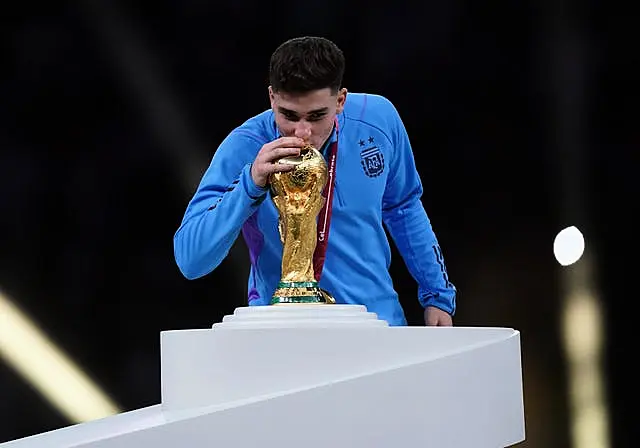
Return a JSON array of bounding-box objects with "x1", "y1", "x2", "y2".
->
[{"x1": 269, "y1": 143, "x2": 336, "y2": 305}]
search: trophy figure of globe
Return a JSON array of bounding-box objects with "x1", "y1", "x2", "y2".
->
[{"x1": 269, "y1": 143, "x2": 336, "y2": 305}]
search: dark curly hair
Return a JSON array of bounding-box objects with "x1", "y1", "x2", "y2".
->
[{"x1": 269, "y1": 36, "x2": 345, "y2": 95}]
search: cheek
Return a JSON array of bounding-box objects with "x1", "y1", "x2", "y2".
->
[
  {"x1": 275, "y1": 117, "x2": 295, "y2": 136},
  {"x1": 314, "y1": 118, "x2": 334, "y2": 138}
]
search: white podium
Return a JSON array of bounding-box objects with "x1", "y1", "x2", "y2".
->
[{"x1": 1, "y1": 305, "x2": 525, "y2": 447}]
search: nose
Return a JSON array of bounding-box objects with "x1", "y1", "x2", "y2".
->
[{"x1": 293, "y1": 121, "x2": 312, "y2": 141}]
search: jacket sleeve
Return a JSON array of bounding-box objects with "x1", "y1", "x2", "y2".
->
[
  {"x1": 380, "y1": 99, "x2": 457, "y2": 315},
  {"x1": 173, "y1": 129, "x2": 268, "y2": 279}
]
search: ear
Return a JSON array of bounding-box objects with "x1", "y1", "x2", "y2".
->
[
  {"x1": 336, "y1": 88, "x2": 348, "y2": 114},
  {"x1": 268, "y1": 86, "x2": 276, "y2": 108}
]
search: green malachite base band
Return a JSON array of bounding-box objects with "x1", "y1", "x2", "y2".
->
[
  {"x1": 271, "y1": 280, "x2": 326, "y2": 305},
  {"x1": 271, "y1": 295, "x2": 325, "y2": 304}
]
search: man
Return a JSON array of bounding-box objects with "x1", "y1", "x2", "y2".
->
[{"x1": 173, "y1": 36, "x2": 456, "y2": 326}]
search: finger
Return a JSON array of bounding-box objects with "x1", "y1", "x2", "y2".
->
[
  {"x1": 431, "y1": 313, "x2": 453, "y2": 327},
  {"x1": 424, "y1": 308, "x2": 440, "y2": 326},
  {"x1": 426, "y1": 315, "x2": 439, "y2": 326},
  {"x1": 270, "y1": 137, "x2": 305, "y2": 149},
  {"x1": 265, "y1": 147, "x2": 301, "y2": 162},
  {"x1": 441, "y1": 316, "x2": 453, "y2": 327},
  {"x1": 265, "y1": 163, "x2": 296, "y2": 174}
]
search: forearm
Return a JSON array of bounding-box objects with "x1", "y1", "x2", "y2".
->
[
  {"x1": 383, "y1": 199, "x2": 457, "y2": 315},
  {"x1": 174, "y1": 163, "x2": 267, "y2": 279}
]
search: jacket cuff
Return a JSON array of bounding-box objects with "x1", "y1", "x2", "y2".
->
[
  {"x1": 420, "y1": 291, "x2": 456, "y2": 316},
  {"x1": 241, "y1": 163, "x2": 269, "y2": 201}
]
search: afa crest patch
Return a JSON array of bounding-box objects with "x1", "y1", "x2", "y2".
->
[{"x1": 360, "y1": 145, "x2": 385, "y2": 178}]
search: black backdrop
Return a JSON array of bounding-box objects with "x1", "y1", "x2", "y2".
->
[{"x1": 1, "y1": 1, "x2": 635, "y2": 446}]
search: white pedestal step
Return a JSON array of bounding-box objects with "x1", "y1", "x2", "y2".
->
[{"x1": 212, "y1": 304, "x2": 389, "y2": 329}]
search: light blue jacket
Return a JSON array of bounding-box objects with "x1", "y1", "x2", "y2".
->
[{"x1": 174, "y1": 93, "x2": 456, "y2": 325}]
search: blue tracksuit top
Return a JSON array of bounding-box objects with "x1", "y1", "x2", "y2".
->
[{"x1": 173, "y1": 92, "x2": 456, "y2": 326}]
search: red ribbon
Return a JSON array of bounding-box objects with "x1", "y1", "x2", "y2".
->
[{"x1": 313, "y1": 120, "x2": 339, "y2": 282}]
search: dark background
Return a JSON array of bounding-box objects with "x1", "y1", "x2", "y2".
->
[{"x1": 1, "y1": 1, "x2": 635, "y2": 446}]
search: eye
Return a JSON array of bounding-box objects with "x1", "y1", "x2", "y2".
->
[
  {"x1": 282, "y1": 112, "x2": 299, "y2": 122},
  {"x1": 308, "y1": 113, "x2": 326, "y2": 122}
]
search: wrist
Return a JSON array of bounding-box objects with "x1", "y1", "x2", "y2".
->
[
  {"x1": 245, "y1": 164, "x2": 268, "y2": 199},
  {"x1": 250, "y1": 164, "x2": 267, "y2": 188}
]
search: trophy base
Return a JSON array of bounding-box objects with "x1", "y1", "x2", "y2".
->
[{"x1": 271, "y1": 281, "x2": 336, "y2": 305}]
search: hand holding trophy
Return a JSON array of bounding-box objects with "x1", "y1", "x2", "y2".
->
[{"x1": 269, "y1": 143, "x2": 336, "y2": 305}]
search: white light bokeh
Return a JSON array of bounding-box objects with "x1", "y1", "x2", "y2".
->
[{"x1": 554, "y1": 226, "x2": 585, "y2": 266}]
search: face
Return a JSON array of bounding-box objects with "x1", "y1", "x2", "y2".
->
[{"x1": 269, "y1": 86, "x2": 347, "y2": 150}]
